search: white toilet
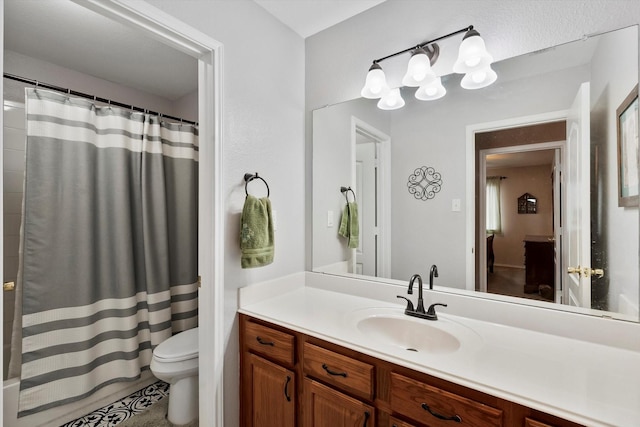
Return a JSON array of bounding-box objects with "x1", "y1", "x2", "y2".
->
[{"x1": 150, "y1": 327, "x2": 199, "y2": 425}]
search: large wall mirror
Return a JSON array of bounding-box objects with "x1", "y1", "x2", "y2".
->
[{"x1": 312, "y1": 25, "x2": 639, "y2": 322}]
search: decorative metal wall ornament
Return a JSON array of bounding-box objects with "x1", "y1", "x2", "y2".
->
[{"x1": 407, "y1": 166, "x2": 443, "y2": 200}]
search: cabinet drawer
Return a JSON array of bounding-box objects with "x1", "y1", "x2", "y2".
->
[
  {"x1": 244, "y1": 321, "x2": 295, "y2": 365},
  {"x1": 391, "y1": 372, "x2": 503, "y2": 427},
  {"x1": 388, "y1": 415, "x2": 417, "y2": 427},
  {"x1": 303, "y1": 342, "x2": 374, "y2": 400},
  {"x1": 524, "y1": 418, "x2": 554, "y2": 427}
]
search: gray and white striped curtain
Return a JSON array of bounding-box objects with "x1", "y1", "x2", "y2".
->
[{"x1": 15, "y1": 88, "x2": 199, "y2": 416}]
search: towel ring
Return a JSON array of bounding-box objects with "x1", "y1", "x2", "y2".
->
[
  {"x1": 244, "y1": 172, "x2": 270, "y2": 197},
  {"x1": 340, "y1": 186, "x2": 356, "y2": 203}
]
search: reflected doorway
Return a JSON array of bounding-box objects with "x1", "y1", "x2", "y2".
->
[
  {"x1": 351, "y1": 118, "x2": 391, "y2": 278},
  {"x1": 483, "y1": 148, "x2": 559, "y2": 302},
  {"x1": 474, "y1": 120, "x2": 567, "y2": 302}
]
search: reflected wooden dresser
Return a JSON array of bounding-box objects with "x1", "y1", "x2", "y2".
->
[{"x1": 523, "y1": 235, "x2": 554, "y2": 295}]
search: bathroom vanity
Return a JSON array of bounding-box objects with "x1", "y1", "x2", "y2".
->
[
  {"x1": 240, "y1": 315, "x2": 580, "y2": 426},
  {"x1": 238, "y1": 272, "x2": 640, "y2": 427}
]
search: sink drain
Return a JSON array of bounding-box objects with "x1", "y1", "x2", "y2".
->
[{"x1": 406, "y1": 348, "x2": 418, "y2": 352}]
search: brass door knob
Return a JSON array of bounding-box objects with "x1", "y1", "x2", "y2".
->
[
  {"x1": 567, "y1": 266, "x2": 604, "y2": 278},
  {"x1": 567, "y1": 266, "x2": 583, "y2": 277},
  {"x1": 3, "y1": 281, "x2": 15, "y2": 291},
  {"x1": 586, "y1": 268, "x2": 604, "y2": 278}
]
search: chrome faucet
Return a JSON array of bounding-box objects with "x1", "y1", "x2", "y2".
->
[
  {"x1": 396, "y1": 273, "x2": 448, "y2": 321},
  {"x1": 429, "y1": 264, "x2": 438, "y2": 290}
]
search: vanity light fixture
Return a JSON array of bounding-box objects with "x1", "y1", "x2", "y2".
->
[
  {"x1": 361, "y1": 25, "x2": 496, "y2": 110},
  {"x1": 377, "y1": 87, "x2": 405, "y2": 110}
]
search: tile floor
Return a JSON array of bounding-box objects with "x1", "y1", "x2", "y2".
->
[{"x1": 60, "y1": 381, "x2": 169, "y2": 427}]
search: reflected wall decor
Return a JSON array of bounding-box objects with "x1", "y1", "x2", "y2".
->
[
  {"x1": 407, "y1": 166, "x2": 442, "y2": 201},
  {"x1": 617, "y1": 83, "x2": 639, "y2": 207}
]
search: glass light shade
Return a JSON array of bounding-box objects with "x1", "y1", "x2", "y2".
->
[
  {"x1": 402, "y1": 48, "x2": 436, "y2": 87},
  {"x1": 377, "y1": 88, "x2": 405, "y2": 110},
  {"x1": 415, "y1": 77, "x2": 446, "y2": 101},
  {"x1": 453, "y1": 30, "x2": 494, "y2": 74},
  {"x1": 460, "y1": 66, "x2": 497, "y2": 89},
  {"x1": 361, "y1": 63, "x2": 389, "y2": 99}
]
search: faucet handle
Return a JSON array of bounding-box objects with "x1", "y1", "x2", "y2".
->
[
  {"x1": 426, "y1": 303, "x2": 448, "y2": 320},
  {"x1": 396, "y1": 295, "x2": 415, "y2": 312}
]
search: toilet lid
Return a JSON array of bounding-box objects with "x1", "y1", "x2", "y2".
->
[{"x1": 154, "y1": 327, "x2": 199, "y2": 362}]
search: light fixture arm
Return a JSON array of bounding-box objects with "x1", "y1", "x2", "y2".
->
[{"x1": 372, "y1": 25, "x2": 474, "y2": 64}]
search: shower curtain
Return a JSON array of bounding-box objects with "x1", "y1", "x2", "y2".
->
[{"x1": 12, "y1": 88, "x2": 199, "y2": 417}]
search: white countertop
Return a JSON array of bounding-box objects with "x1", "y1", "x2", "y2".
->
[{"x1": 238, "y1": 272, "x2": 640, "y2": 427}]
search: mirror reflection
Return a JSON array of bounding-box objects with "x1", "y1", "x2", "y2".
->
[{"x1": 312, "y1": 25, "x2": 639, "y2": 321}]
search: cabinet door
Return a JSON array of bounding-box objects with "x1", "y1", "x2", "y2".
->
[
  {"x1": 245, "y1": 353, "x2": 295, "y2": 427},
  {"x1": 304, "y1": 378, "x2": 374, "y2": 427}
]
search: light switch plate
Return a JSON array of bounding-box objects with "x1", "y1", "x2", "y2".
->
[
  {"x1": 327, "y1": 210, "x2": 334, "y2": 227},
  {"x1": 452, "y1": 199, "x2": 461, "y2": 212}
]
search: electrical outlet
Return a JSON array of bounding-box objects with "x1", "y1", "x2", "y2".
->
[{"x1": 452, "y1": 199, "x2": 461, "y2": 212}]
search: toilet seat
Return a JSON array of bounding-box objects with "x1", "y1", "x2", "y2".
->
[{"x1": 153, "y1": 327, "x2": 199, "y2": 362}]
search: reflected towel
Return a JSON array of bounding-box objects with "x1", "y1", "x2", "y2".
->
[
  {"x1": 338, "y1": 202, "x2": 359, "y2": 249},
  {"x1": 240, "y1": 195, "x2": 274, "y2": 268}
]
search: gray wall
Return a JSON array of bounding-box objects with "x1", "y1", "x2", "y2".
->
[{"x1": 387, "y1": 63, "x2": 589, "y2": 286}]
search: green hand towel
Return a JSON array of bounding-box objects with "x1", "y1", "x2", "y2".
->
[
  {"x1": 338, "y1": 202, "x2": 359, "y2": 249},
  {"x1": 240, "y1": 195, "x2": 274, "y2": 268}
]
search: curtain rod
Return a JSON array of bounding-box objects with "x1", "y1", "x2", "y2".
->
[
  {"x1": 487, "y1": 175, "x2": 507, "y2": 180},
  {"x1": 3, "y1": 73, "x2": 198, "y2": 126}
]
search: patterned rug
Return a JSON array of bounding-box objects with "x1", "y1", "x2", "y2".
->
[{"x1": 61, "y1": 381, "x2": 169, "y2": 427}]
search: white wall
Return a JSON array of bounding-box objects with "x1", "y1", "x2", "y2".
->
[
  {"x1": 590, "y1": 26, "x2": 639, "y2": 314},
  {"x1": 142, "y1": 2, "x2": 305, "y2": 426},
  {"x1": 3, "y1": 50, "x2": 182, "y2": 116}
]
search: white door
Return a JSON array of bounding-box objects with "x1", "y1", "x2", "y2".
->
[
  {"x1": 564, "y1": 82, "x2": 592, "y2": 307},
  {"x1": 356, "y1": 141, "x2": 377, "y2": 276},
  {"x1": 552, "y1": 149, "x2": 562, "y2": 303}
]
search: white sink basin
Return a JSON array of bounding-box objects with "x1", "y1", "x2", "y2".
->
[{"x1": 348, "y1": 307, "x2": 481, "y2": 355}]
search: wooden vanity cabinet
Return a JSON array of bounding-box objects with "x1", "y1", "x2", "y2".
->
[
  {"x1": 304, "y1": 378, "x2": 374, "y2": 426},
  {"x1": 240, "y1": 316, "x2": 297, "y2": 427},
  {"x1": 244, "y1": 353, "x2": 295, "y2": 427},
  {"x1": 240, "y1": 314, "x2": 584, "y2": 427}
]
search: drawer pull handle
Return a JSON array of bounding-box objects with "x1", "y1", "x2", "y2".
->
[
  {"x1": 284, "y1": 375, "x2": 291, "y2": 402},
  {"x1": 363, "y1": 410, "x2": 370, "y2": 427},
  {"x1": 322, "y1": 363, "x2": 348, "y2": 378},
  {"x1": 256, "y1": 336, "x2": 274, "y2": 346},
  {"x1": 421, "y1": 403, "x2": 462, "y2": 423}
]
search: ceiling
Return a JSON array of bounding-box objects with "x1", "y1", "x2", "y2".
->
[
  {"x1": 4, "y1": 0, "x2": 384, "y2": 102},
  {"x1": 253, "y1": 0, "x2": 387, "y2": 38}
]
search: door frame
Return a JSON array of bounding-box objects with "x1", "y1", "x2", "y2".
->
[
  {"x1": 466, "y1": 110, "x2": 568, "y2": 292},
  {"x1": 350, "y1": 117, "x2": 391, "y2": 278},
  {"x1": 59, "y1": 1, "x2": 225, "y2": 425}
]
